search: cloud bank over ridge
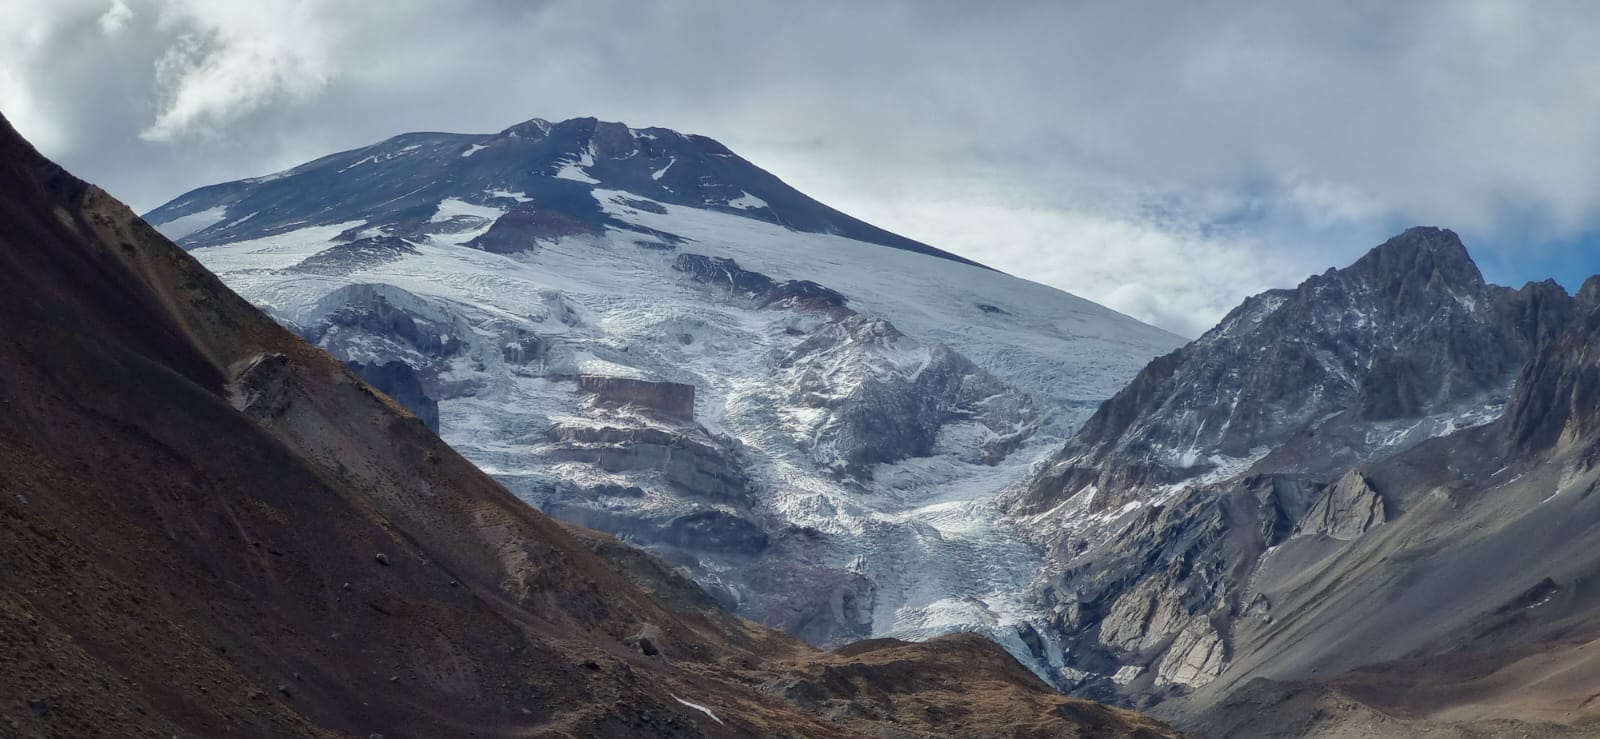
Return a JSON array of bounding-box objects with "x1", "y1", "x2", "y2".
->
[{"x1": 5, "y1": 0, "x2": 1600, "y2": 334}]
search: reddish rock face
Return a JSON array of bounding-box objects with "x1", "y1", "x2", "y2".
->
[
  {"x1": 578, "y1": 374, "x2": 696, "y2": 421},
  {"x1": 467, "y1": 203, "x2": 603, "y2": 253}
]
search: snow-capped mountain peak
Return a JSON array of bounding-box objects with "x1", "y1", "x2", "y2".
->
[
  {"x1": 147, "y1": 115, "x2": 985, "y2": 268},
  {"x1": 142, "y1": 115, "x2": 1183, "y2": 676}
]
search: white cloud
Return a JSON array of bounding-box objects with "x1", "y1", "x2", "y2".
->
[
  {"x1": 98, "y1": 0, "x2": 132, "y2": 36},
  {"x1": 790, "y1": 179, "x2": 1328, "y2": 337},
  {"x1": 4, "y1": 0, "x2": 1600, "y2": 334},
  {"x1": 140, "y1": 0, "x2": 336, "y2": 141}
]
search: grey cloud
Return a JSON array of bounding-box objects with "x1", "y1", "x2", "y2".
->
[{"x1": 2, "y1": 0, "x2": 1598, "y2": 334}]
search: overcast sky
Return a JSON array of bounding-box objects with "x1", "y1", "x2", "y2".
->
[{"x1": 5, "y1": 0, "x2": 1600, "y2": 335}]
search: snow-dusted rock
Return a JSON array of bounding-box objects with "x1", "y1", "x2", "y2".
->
[
  {"x1": 1020, "y1": 227, "x2": 1551, "y2": 515},
  {"x1": 1013, "y1": 229, "x2": 1589, "y2": 707}
]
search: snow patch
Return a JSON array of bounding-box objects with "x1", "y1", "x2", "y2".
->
[
  {"x1": 337, "y1": 154, "x2": 378, "y2": 173},
  {"x1": 555, "y1": 162, "x2": 600, "y2": 184},
  {"x1": 461, "y1": 144, "x2": 487, "y2": 158},
  {"x1": 429, "y1": 198, "x2": 504, "y2": 223},
  {"x1": 671, "y1": 695, "x2": 724, "y2": 725},
  {"x1": 153, "y1": 206, "x2": 227, "y2": 240},
  {"x1": 484, "y1": 189, "x2": 531, "y2": 202},
  {"x1": 727, "y1": 191, "x2": 768, "y2": 210},
  {"x1": 242, "y1": 168, "x2": 292, "y2": 184}
]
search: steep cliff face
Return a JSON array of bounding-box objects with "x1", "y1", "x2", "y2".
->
[
  {"x1": 1504, "y1": 277, "x2": 1600, "y2": 456},
  {"x1": 0, "y1": 110, "x2": 1181, "y2": 739}
]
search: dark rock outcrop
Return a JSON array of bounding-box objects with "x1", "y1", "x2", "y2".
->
[
  {"x1": 1505, "y1": 296, "x2": 1600, "y2": 455},
  {"x1": 545, "y1": 424, "x2": 750, "y2": 504},
  {"x1": 661, "y1": 510, "x2": 770, "y2": 555},
  {"x1": 467, "y1": 204, "x2": 603, "y2": 253},
  {"x1": 290, "y1": 235, "x2": 417, "y2": 275},
  {"x1": 577, "y1": 375, "x2": 695, "y2": 421},
  {"x1": 673, "y1": 253, "x2": 850, "y2": 313},
  {"x1": 611, "y1": 195, "x2": 668, "y2": 215},
  {"x1": 499, "y1": 326, "x2": 544, "y2": 366}
]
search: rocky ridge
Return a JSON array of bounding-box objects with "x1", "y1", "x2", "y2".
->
[
  {"x1": 1020, "y1": 227, "x2": 1557, "y2": 515},
  {"x1": 1008, "y1": 228, "x2": 1600, "y2": 738}
]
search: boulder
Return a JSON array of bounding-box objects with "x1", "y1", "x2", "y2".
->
[{"x1": 1296, "y1": 470, "x2": 1386, "y2": 541}]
